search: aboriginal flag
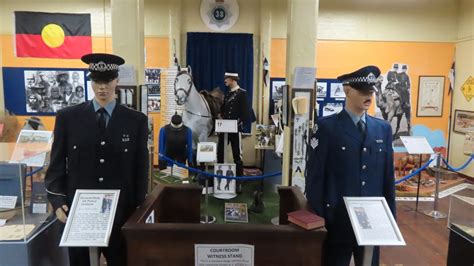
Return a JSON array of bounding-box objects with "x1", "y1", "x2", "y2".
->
[{"x1": 15, "y1": 11, "x2": 92, "y2": 59}]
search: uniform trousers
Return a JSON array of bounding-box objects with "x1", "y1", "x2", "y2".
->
[
  {"x1": 68, "y1": 226, "x2": 126, "y2": 266},
  {"x1": 217, "y1": 132, "x2": 243, "y2": 177},
  {"x1": 323, "y1": 240, "x2": 379, "y2": 266}
]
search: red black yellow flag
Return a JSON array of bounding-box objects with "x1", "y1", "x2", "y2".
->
[{"x1": 15, "y1": 11, "x2": 92, "y2": 59}]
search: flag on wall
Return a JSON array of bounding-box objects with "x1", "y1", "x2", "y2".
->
[
  {"x1": 15, "y1": 11, "x2": 92, "y2": 59},
  {"x1": 448, "y1": 61, "x2": 455, "y2": 95}
]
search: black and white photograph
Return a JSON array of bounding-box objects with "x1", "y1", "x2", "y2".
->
[
  {"x1": 214, "y1": 163, "x2": 236, "y2": 196},
  {"x1": 322, "y1": 102, "x2": 344, "y2": 117},
  {"x1": 24, "y1": 70, "x2": 86, "y2": 113},
  {"x1": 147, "y1": 95, "x2": 161, "y2": 113},
  {"x1": 316, "y1": 81, "x2": 327, "y2": 98},
  {"x1": 255, "y1": 124, "x2": 276, "y2": 149},
  {"x1": 375, "y1": 63, "x2": 412, "y2": 142},
  {"x1": 271, "y1": 79, "x2": 285, "y2": 101},
  {"x1": 354, "y1": 207, "x2": 372, "y2": 229},
  {"x1": 196, "y1": 142, "x2": 217, "y2": 163},
  {"x1": 330, "y1": 82, "x2": 345, "y2": 98},
  {"x1": 145, "y1": 68, "x2": 161, "y2": 84}
]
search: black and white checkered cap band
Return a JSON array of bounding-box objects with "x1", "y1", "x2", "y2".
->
[
  {"x1": 342, "y1": 72, "x2": 377, "y2": 85},
  {"x1": 89, "y1": 61, "x2": 119, "y2": 72}
]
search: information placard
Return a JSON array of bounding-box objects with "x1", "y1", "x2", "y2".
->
[
  {"x1": 344, "y1": 197, "x2": 405, "y2": 246},
  {"x1": 60, "y1": 189, "x2": 120, "y2": 247},
  {"x1": 400, "y1": 136, "x2": 434, "y2": 155},
  {"x1": 195, "y1": 244, "x2": 254, "y2": 266},
  {"x1": 215, "y1": 119, "x2": 238, "y2": 133},
  {"x1": 196, "y1": 142, "x2": 217, "y2": 163}
]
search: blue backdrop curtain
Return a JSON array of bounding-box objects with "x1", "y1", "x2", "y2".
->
[{"x1": 186, "y1": 32, "x2": 254, "y2": 133}]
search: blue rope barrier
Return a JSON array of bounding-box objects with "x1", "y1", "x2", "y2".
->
[
  {"x1": 395, "y1": 158, "x2": 434, "y2": 185},
  {"x1": 159, "y1": 154, "x2": 282, "y2": 180},
  {"x1": 442, "y1": 154, "x2": 474, "y2": 172},
  {"x1": 26, "y1": 166, "x2": 44, "y2": 177}
]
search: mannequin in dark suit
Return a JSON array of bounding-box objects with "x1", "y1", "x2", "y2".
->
[
  {"x1": 45, "y1": 53, "x2": 148, "y2": 266},
  {"x1": 306, "y1": 66, "x2": 395, "y2": 266}
]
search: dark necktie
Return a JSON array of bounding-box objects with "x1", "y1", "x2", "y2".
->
[
  {"x1": 97, "y1": 108, "x2": 107, "y2": 131},
  {"x1": 357, "y1": 120, "x2": 365, "y2": 138}
]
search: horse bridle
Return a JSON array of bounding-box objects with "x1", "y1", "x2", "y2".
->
[
  {"x1": 174, "y1": 72, "x2": 192, "y2": 104},
  {"x1": 174, "y1": 72, "x2": 213, "y2": 119}
]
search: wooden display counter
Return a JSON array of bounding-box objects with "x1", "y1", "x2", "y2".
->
[{"x1": 123, "y1": 184, "x2": 326, "y2": 266}]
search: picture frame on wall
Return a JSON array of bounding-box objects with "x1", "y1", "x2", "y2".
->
[
  {"x1": 453, "y1": 110, "x2": 474, "y2": 134},
  {"x1": 416, "y1": 76, "x2": 445, "y2": 117}
]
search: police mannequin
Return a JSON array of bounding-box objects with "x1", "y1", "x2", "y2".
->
[{"x1": 158, "y1": 114, "x2": 193, "y2": 169}]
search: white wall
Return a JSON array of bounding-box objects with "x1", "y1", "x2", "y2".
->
[{"x1": 449, "y1": 0, "x2": 474, "y2": 177}]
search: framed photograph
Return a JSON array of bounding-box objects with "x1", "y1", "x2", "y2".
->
[
  {"x1": 196, "y1": 142, "x2": 217, "y2": 163},
  {"x1": 316, "y1": 81, "x2": 327, "y2": 98},
  {"x1": 454, "y1": 110, "x2": 474, "y2": 134},
  {"x1": 463, "y1": 131, "x2": 474, "y2": 155},
  {"x1": 344, "y1": 197, "x2": 405, "y2": 246},
  {"x1": 224, "y1": 202, "x2": 248, "y2": 223},
  {"x1": 213, "y1": 163, "x2": 237, "y2": 199},
  {"x1": 60, "y1": 189, "x2": 120, "y2": 247},
  {"x1": 254, "y1": 124, "x2": 276, "y2": 149},
  {"x1": 417, "y1": 76, "x2": 445, "y2": 117},
  {"x1": 330, "y1": 82, "x2": 345, "y2": 99}
]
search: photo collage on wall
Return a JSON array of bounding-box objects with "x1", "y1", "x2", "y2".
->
[
  {"x1": 24, "y1": 70, "x2": 87, "y2": 113},
  {"x1": 145, "y1": 68, "x2": 161, "y2": 113},
  {"x1": 316, "y1": 79, "x2": 345, "y2": 118}
]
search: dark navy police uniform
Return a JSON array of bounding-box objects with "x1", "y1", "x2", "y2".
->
[
  {"x1": 45, "y1": 54, "x2": 148, "y2": 266},
  {"x1": 305, "y1": 66, "x2": 396, "y2": 266}
]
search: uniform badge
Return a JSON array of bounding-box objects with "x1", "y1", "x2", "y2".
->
[
  {"x1": 310, "y1": 137, "x2": 319, "y2": 149},
  {"x1": 122, "y1": 134, "x2": 130, "y2": 142},
  {"x1": 376, "y1": 139, "x2": 384, "y2": 143}
]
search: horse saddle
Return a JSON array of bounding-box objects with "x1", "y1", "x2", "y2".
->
[{"x1": 200, "y1": 90, "x2": 222, "y2": 119}]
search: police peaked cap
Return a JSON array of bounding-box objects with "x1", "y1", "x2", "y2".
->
[
  {"x1": 81, "y1": 53, "x2": 125, "y2": 82},
  {"x1": 337, "y1": 65, "x2": 381, "y2": 91},
  {"x1": 224, "y1": 72, "x2": 240, "y2": 81}
]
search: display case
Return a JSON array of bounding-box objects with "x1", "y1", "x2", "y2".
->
[
  {"x1": 0, "y1": 143, "x2": 69, "y2": 266},
  {"x1": 446, "y1": 184, "x2": 474, "y2": 266}
]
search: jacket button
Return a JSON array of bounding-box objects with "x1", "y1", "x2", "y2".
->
[
  {"x1": 101, "y1": 141, "x2": 106, "y2": 146},
  {"x1": 379, "y1": 148, "x2": 382, "y2": 152},
  {"x1": 99, "y1": 177, "x2": 104, "y2": 182},
  {"x1": 363, "y1": 147, "x2": 367, "y2": 152},
  {"x1": 100, "y1": 159, "x2": 105, "y2": 164},
  {"x1": 341, "y1": 146, "x2": 346, "y2": 151},
  {"x1": 326, "y1": 204, "x2": 330, "y2": 207},
  {"x1": 73, "y1": 145, "x2": 77, "y2": 150},
  {"x1": 124, "y1": 148, "x2": 128, "y2": 152},
  {"x1": 362, "y1": 165, "x2": 367, "y2": 170},
  {"x1": 362, "y1": 181, "x2": 366, "y2": 186}
]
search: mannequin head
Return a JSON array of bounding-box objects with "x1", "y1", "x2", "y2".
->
[{"x1": 171, "y1": 114, "x2": 183, "y2": 128}]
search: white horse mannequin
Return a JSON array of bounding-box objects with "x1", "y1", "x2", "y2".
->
[{"x1": 174, "y1": 68, "x2": 214, "y2": 148}]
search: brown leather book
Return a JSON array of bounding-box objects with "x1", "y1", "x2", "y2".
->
[{"x1": 287, "y1": 210, "x2": 325, "y2": 230}]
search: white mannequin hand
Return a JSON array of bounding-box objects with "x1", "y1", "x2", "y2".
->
[{"x1": 55, "y1": 205, "x2": 69, "y2": 223}]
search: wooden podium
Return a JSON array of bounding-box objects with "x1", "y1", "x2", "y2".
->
[{"x1": 122, "y1": 184, "x2": 326, "y2": 266}]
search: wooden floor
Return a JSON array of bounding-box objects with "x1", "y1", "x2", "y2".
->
[{"x1": 380, "y1": 187, "x2": 472, "y2": 266}]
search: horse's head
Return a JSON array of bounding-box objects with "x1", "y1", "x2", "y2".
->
[{"x1": 174, "y1": 70, "x2": 193, "y2": 105}]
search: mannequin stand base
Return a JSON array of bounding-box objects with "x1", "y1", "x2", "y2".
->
[
  {"x1": 423, "y1": 210, "x2": 447, "y2": 219},
  {"x1": 200, "y1": 215, "x2": 216, "y2": 224}
]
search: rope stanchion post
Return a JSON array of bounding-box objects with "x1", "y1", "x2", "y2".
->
[
  {"x1": 415, "y1": 154, "x2": 422, "y2": 212},
  {"x1": 200, "y1": 163, "x2": 216, "y2": 224},
  {"x1": 424, "y1": 153, "x2": 447, "y2": 219}
]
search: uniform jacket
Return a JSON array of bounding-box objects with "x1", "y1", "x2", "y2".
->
[
  {"x1": 45, "y1": 101, "x2": 149, "y2": 225},
  {"x1": 221, "y1": 87, "x2": 250, "y2": 128},
  {"x1": 305, "y1": 110, "x2": 395, "y2": 243}
]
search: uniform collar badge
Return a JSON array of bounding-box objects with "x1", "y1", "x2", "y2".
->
[{"x1": 122, "y1": 134, "x2": 130, "y2": 142}]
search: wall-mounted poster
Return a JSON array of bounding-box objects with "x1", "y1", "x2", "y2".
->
[
  {"x1": 375, "y1": 63, "x2": 412, "y2": 143},
  {"x1": 417, "y1": 76, "x2": 445, "y2": 117},
  {"x1": 147, "y1": 95, "x2": 161, "y2": 113},
  {"x1": 322, "y1": 102, "x2": 344, "y2": 117},
  {"x1": 316, "y1": 81, "x2": 327, "y2": 98},
  {"x1": 24, "y1": 70, "x2": 86, "y2": 113}
]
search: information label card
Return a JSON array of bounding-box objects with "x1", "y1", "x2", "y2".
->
[
  {"x1": 344, "y1": 197, "x2": 405, "y2": 246},
  {"x1": 400, "y1": 136, "x2": 434, "y2": 155},
  {"x1": 215, "y1": 119, "x2": 238, "y2": 133},
  {"x1": 195, "y1": 244, "x2": 254, "y2": 266},
  {"x1": 60, "y1": 189, "x2": 120, "y2": 247},
  {"x1": 0, "y1": 196, "x2": 18, "y2": 209}
]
